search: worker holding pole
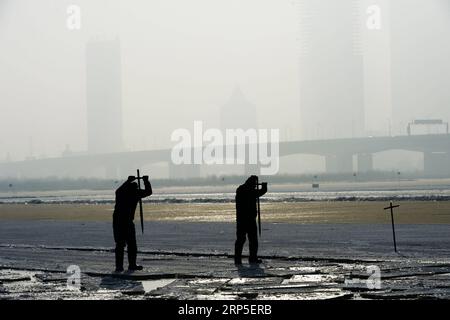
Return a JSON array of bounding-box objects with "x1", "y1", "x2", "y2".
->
[
  {"x1": 234, "y1": 175, "x2": 268, "y2": 265},
  {"x1": 112, "y1": 173, "x2": 152, "y2": 272}
]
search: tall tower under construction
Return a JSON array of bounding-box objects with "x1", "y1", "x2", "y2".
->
[
  {"x1": 86, "y1": 38, "x2": 124, "y2": 154},
  {"x1": 297, "y1": 0, "x2": 365, "y2": 140}
]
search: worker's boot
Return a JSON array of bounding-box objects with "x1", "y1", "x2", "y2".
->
[{"x1": 115, "y1": 245, "x2": 125, "y2": 272}]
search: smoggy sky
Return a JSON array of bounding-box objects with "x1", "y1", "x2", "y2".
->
[
  {"x1": 1, "y1": 0, "x2": 449, "y2": 163},
  {"x1": 0, "y1": 0, "x2": 299, "y2": 160}
]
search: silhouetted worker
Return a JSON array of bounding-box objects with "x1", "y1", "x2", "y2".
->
[
  {"x1": 113, "y1": 175, "x2": 152, "y2": 272},
  {"x1": 234, "y1": 175, "x2": 267, "y2": 265}
]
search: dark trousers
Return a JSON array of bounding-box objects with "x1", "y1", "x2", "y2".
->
[
  {"x1": 113, "y1": 220, "x2": 137, "y2": 269},
  {"x1": 234, "y1": 219, "x2": 258, "y2": 263}
]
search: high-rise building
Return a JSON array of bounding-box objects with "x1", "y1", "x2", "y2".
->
[
  {"x1": 361, "y1": 0, "x2": 393, "y2": 136},
  {"x1": 219, "y1": 86, "x2": 259, "y2": 175},
  {"x1": 220, "y1": 86, "x2": 257, "y2": 131},
  {"x1": 86, "y1": 38, "x2": 123, "y2": 154},
  {"x1": 390, "y1": 0, "x2": 450, "y2": 135},
  {"x1": 298, "y1": 0, "x2": 365, "y2": 140}
]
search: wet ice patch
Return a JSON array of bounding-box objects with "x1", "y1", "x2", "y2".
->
[
  {"x1": 188, "y1": 278, "x2": 229, "y2": 285},
  {"x1": 282, "y1": 274, "x2": 337, "y2": 284},
  {"x1": 196, "y1": 292, "x2": 238, "y2": 300},
  {"x1": 258, "y1": 290, "x2": 353, "y2": 300},
  {"x1": 0, "y1": 269, "x2": 33, "y2": 283},
  {"x1": 288, "y1": 267, "x2": 317, "y2": 272},
  {"x1": 142, "y1": 279, "x2": 175, "y2": 293},
  {"x1": 229, "y1": 278, "x2": 272, "y2": 285},
  {"x1": 98, "y1": 276, "x2": 145, "y2": 296}
]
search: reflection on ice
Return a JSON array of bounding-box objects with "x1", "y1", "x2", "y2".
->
[{"x1": 142, "y1": 279, "x2": 176, "y2": 293}]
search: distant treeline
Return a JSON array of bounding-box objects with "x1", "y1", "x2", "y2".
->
[{"x1": 0, "y1": 171, "x2": 428, "y2": 192}]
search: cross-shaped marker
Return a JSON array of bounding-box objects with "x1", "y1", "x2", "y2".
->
[{"x1": 384, "y1": 201, "x2": 400, "y2": 252}]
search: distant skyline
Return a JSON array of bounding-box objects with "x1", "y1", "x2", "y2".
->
[
  {"x1": 0, "y1": 0, "x2": 299, "y2": 162},
  {"x1": 1, "y1": 0, "x2": 449, "y2": 169}
]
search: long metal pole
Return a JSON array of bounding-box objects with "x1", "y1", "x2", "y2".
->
[
  {"x1": 137, "y1": 169, "x2": 144, "y2": 234},
  {"x1": 257, "y1": 177, "x2": 261, "y2": 237}
]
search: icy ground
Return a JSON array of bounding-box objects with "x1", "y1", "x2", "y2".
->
[{"x1": 0, "y1": 221, "x2": 450, "y2": 300}]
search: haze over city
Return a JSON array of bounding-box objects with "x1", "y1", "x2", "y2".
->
[{"x1": 1, "y1": 0, "x2": 450, "y2": 178}]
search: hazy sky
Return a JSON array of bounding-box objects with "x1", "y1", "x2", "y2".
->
[
  {"x1": 1, "y1": 0, "x2": 449, "y2": 166},
  {"x1": 0, "y1": 0, "x2": 299, "y2": 161}
]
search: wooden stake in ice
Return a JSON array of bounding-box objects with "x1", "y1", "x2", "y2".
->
[{"x1": 384, "y1": 201, "x2": 400, "y2": 252}]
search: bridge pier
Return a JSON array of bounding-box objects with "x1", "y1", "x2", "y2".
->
[
  {"x1": 357, "y1": 153, "x2": 373, "y2": 173},
  {"x1": 424, "y1": 151, "x2": 450, "y2": 177},
  {"x1": 325, "y1": 153, "x2": 353, "y2": 174}
]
